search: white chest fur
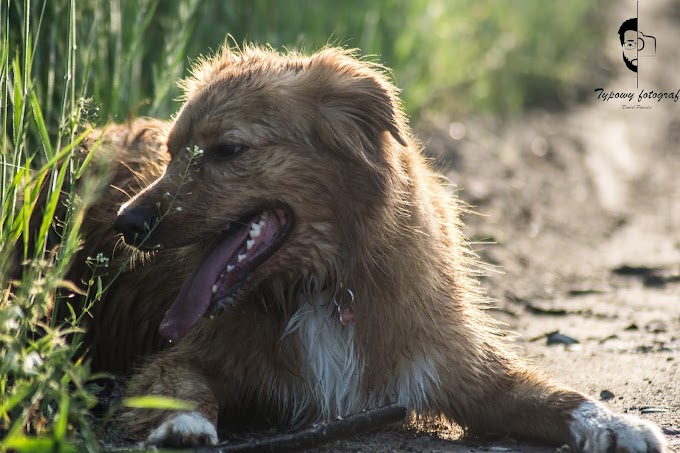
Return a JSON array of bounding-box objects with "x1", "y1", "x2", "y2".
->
[
  {"x1": 284, "y1": 291, "x2": 364, "y2": 421},
  {"x1": 283, "y1": 290, "x2": 441, "y2": 421}
]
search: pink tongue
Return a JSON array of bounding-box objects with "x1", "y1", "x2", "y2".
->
[{"x1": 159, "y1": 227, "x2": 250, "y2": 342}]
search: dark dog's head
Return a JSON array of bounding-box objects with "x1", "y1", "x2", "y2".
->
[{"x1": 114, "y1": 46, "x2": 409, "y2": 341}]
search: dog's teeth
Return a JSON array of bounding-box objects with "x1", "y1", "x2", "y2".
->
[
  {"x1": 250, "y1": 224, "x2": 261, "y2": 237},
  {"x1": 246, "y1": 239, "x2": 255, "y2": 250},
  {"x1": 237, "y1": 254, "x2": 246, "y2": 262},
  {"x1": 212, "y1": 284, "x2": 218, "y2": 294},
  {"x1": 258, "y1": 219, "x2": 266, "y2": 227},
  {"x1": 227, "y1": 265, "x2": 235, "y2": 272}
]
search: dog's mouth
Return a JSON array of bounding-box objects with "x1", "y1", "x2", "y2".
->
[{"x1": 159, "y1": 206, "x2": 293, "y2": 342}]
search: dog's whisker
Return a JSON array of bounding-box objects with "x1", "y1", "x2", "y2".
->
[
  {"x1": 110, "y1": 184, "x2": 132, "y2": 199},
  {"x1": 209, "y1": 216, "x2": 252, "y2": 228}
]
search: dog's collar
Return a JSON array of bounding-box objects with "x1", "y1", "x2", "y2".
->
[{"x1": 333, "y1": 287, "x2": 356, "y2": 326}]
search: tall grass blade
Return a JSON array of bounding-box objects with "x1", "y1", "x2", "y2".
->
[
  {"x1": 29, "y1": 87, "x2": 54, "y2": 160},
  {"x1": 11, "y1": 58, "x2": 24, "y2": 149},
  {"x1": 34, "y1": 159, "x2": 69, "y2": 257}
]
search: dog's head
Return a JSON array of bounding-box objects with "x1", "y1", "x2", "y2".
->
[{"x1": 113, "y1": 46, "x2": 410, "y2": 341}]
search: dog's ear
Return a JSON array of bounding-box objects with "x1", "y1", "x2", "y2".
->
[{"x1": 305, "y1": 49, "x2": 407, "y2": 171}]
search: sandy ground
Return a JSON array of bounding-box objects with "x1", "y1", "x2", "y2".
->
[{"x1": 301, "y1": 0, "x2": 680, "y2": 451}]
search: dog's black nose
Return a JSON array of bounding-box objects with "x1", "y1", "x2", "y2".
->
[{"x1": 113, "y1": 205, "x2": 158, "y2": 249}]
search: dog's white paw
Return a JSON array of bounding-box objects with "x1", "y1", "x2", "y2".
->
[
  {"x1": 146, "y1": 411, "x2": 218, "y2": 447},
  {"x1": 569, "y1": 401, "x2": 666, "y2": 452}
]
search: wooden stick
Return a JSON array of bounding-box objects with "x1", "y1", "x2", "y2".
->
[{"x1": 211, "y1": 405, "x2": 408, "y2": 452}]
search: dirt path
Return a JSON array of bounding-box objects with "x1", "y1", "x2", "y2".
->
[{"x1": 308, "y1": 0, "x2": 680, "y2": 451}]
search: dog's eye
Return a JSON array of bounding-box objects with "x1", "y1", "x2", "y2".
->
[{"x1": 207, "y1": 143, "x2": 249, "y2": 160}]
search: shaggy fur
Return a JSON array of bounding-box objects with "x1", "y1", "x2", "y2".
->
[{"x1": 66, "y1": 46, "x2": 665, "y2": 451}]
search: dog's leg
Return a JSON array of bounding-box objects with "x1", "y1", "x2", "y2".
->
[
  {"x1": 122, "y1": 358, "x2": 219, "y2": 447},
  {"x1": 471, "y1": 367, "x2": 664, "y2": 452},
  {"x1": 431, "y1": 345, "x2": 666, "y2": 452}
]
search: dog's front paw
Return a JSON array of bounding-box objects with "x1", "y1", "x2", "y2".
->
[
  {"x1": 569, "y1": 401, "x2": 666, "y2": 452},
  {"x1": 146, "y1": 411, "x2": 218, "y2": 447}
]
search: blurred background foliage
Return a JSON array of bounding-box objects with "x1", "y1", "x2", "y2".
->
[{"x1": 8, "y1": 0, "x2": 610, "y2": 128}]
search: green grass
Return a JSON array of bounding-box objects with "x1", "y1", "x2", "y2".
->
[
  {"x1": 1, "y1": 1, "x2": 609, "y2": 450},
  {"x1": 2, "y1": 9, "x2": 83, "y2": 453},
  {"x1": 1, "y1": 2, "x2": 104, "y2": 450}
]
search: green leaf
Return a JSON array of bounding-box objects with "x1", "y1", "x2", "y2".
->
[
  {"x1": 30, "y1": 127, "x2": 93, "y2": 181},
  {"x1": 54, "y1": 392, "x2": 70, "y2": 441},
  {"x1": 12, "y1": 57, "x2": 23, "y2": 145},
  {"x1": 1, "y1": 436, "x2": 76, "y2": 453},
  {"x1": 35, "y1": 158, "x2": 69, "y2": 256},
  {"x1": 123, "y1": 395, "x2": 197, "y2": 411},
  {"x1": 0, "y1": 382, "x2": 32, "y2": 418},
  {"x1": 1, "y1": 157, "x2": 32, "y2": 234},
  {"x1": 29, "y1": 85, "x2": 54, "y2": 160},
  {"x1": 66, "y1": 302, "x2": 76, "y2": 324},
  {"x1": 74, "y1": 125, "x2": 107, "y2": 180}
]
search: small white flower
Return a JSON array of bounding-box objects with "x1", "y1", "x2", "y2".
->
[
  {"x1": 23, "y1": 352, "x2": 43, "y2": 374},
  {"x1": 4, "y1": 318, "x2": 19, "y2": 331},
  {"x1": 189, "y1": 145, "x2": 204, "y2": 158},
  {"x1": 3, "y1": 306, "x2": 23, "y2": 331},
  {"x1": 95, "y1": 252, "x2": 109, "y2": 267}
]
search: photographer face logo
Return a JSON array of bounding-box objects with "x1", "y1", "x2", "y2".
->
[
  {"x1": 595, "y1": 7, "x2": 680, "y2": 109},
  {"x1": 618, "y1": 17, "x2": 656, "y2": 73}
]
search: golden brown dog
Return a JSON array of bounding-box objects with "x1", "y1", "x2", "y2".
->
[{"x1": 75, "y1": 46, "x2": 666, "y2": 451}]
